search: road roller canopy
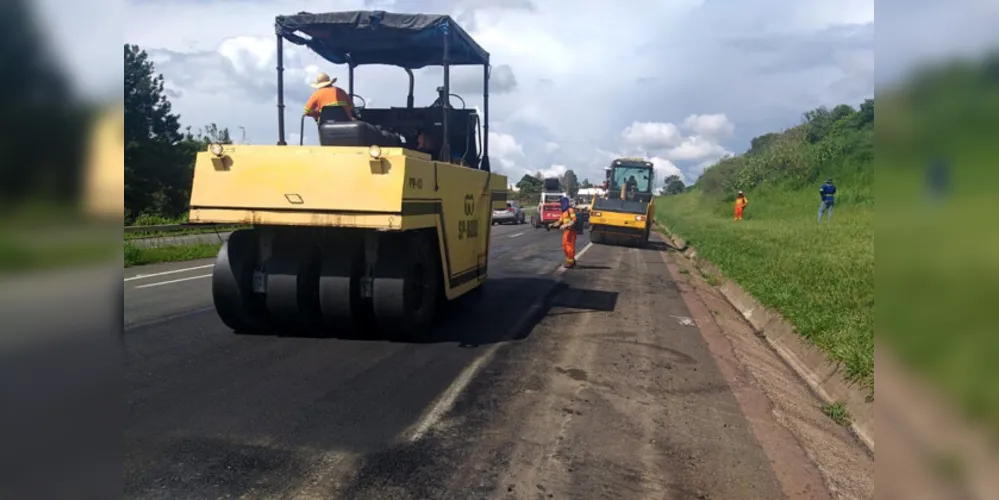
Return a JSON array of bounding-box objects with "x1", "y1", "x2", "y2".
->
[{"x1": 275, "y1": 11, "x2": 490, "y2": 69}]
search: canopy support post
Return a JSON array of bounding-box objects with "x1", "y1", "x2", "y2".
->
[
  {"x1": 482, "y1": 62, "x2": 490, "y2": 172},
  {"x1": 276, "y1": 33, "x2": 286, "y2": 145},
  {"x1": 405, "y1": 69, "x2": 415, "y2": 108},
  {"x1": 440, "y1": 20, "x2": 451, "y2": 163},
  {"x1": 348, "y1": 57, "x2": 355, "y2": 97}
]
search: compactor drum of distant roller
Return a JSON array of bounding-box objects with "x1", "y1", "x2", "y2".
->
[
  {"x1": 587, "y1": 158, "x2": 656, "y2": 247},
  {"x1": 186, "y1": 11, "x2": 507, "y2": 338}
]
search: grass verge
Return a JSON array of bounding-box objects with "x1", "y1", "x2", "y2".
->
[
  {"x1": 124, "y1": 225, "x2": 247, "y2": 240},
  {"x1": 655, "y1": 188, "x2": 874, "y2": 390},
  {"x1": 124, "y1": 242, "x2": 221, "y2": 267}
]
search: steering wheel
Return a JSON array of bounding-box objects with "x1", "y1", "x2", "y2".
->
[
  {"x1": 351, "y1": 94, "x2": 367, "y2": 117},
  {"x1": 430, "y1": 93, "x2": 466, "y2": 110}
]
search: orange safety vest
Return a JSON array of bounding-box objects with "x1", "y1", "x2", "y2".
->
[
  {"x1": 558, "y1": 207, "x2": 577, "y2": 227},
  {"x1": 304, "y1": 86, "x2": 354, "y2": 120}
]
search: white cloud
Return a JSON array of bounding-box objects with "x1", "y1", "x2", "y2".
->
[
  {"x1": 488, "y1": 131, "x2": 525, "y2": 175},
  {"x1": 618, "y1": 119, "x2": 733, "y2": 166},
  {"x1": 620, "y1": 122, "x2": 684, "y2": 151},
  {"x1": 539, "y1": 164, "x2": 568, "y2": 179},
  {"x1": 544, "y1": 142, "x2": 560, "y2": 154},
  {"x1": 649, "y1": 157, "x2": 686, "y2": 185},
  {"x1": 681, "y1": 114, "x2": 735, "y2": 139},
  {"x1": 665, "y1": 136, "x2": 732, "y2": 162}
]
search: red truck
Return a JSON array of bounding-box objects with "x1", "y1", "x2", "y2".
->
[{"x1": 530, "y1": 178, "x2": 568, "y2": 230}]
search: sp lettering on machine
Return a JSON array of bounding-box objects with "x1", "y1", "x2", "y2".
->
[{"x1": 459, "y1": 193, "x2": 479, "y2": 240}]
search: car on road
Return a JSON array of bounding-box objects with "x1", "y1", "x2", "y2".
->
[{"x1": 493, "y1": 201, "x2": 526, "y2": 225}]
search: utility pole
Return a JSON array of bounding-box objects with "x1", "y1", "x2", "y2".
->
[{"x1": 238, "y1": 126, "x2": 247, "y2": 145}]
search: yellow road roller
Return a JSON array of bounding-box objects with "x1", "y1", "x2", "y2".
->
[
  {"x1": 587, "y1": 158, "x2": 656, "y2": 246},
  {"x1": 187, "y1": 11, "x2": 507, "y2": 338}
]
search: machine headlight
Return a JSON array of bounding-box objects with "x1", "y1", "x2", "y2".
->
[
  {"x1": 635, "y1": 215, "x2": 646, "y2": 221},
  {"x1": 208, "y1": 143, "x2": 224, "y2": 156},
  {"x1": 368, "y1": 144, "x2": 382, "y2": 159},
  {"x1": 591, "y1": 211, "x2": 602, "y2": 217}
]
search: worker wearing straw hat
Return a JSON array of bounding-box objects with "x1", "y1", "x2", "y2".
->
[
  {"x1": 303, "y1": 72, "x2": 356, "y2": 122},
  {"x1": 734, "y1": 190, "x2": 748, "y2": 221}
]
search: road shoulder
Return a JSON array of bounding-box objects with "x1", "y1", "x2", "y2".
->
[
  {"x1": 431, "y1": 240, "x2": 792, "y2": 499},
  {"x1": 660, "y1": 241, "x2": 874, "y2": 500}
]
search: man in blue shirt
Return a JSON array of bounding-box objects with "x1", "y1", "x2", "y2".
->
[{"x1": 818, "y1": 178, "x2": 836, "y2": 222}]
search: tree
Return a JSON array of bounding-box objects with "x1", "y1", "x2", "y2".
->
[
  {"x1": 124, "y1": 44, "x2": 234, "y2": 221},
  {"x1": 748, "y1": 133, "x2": 780, "y2": 156},
  {"x1": 663, "y1": 175, "x2": 686, "y2": 195},
  {"x1": 125, "y1": 43, "x2": 188, "y2": 218},
  {"x1": 516, "y1": 174, "x2": 542, "y2": 192},
  {"x1": 580, "y1": 178, "x2": 592, "y2": 189},
  {"x1": 561, "y1": 169, "x2": 579, "y2": 197}
]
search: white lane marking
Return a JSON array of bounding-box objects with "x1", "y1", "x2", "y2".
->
[
  {"x1": 555, "y1": 241, "x2": 594, "y2": 275},
  {"x1": 509, "y1": 232, "x2": 525, "y2": 238},
  {"x1": 124, "y1": 264, "x2": 214, "y2": 282},
  {"x1": 409, "y1": 343, "x2": 501, "y2": 442},
  {"x1": 134, "y1": 274, "x2": 212, "y2": 289},
  {"x1": 410, "y1": 241, "x2": 569, "y2": 442}
]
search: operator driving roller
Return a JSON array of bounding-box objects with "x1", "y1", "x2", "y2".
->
[{"x1": 304, "y1": 72, "x2": 356, "y2": 122}]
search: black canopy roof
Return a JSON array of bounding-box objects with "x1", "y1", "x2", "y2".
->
[{"x1": 275, "y1": 11, "x2": 490, "y2": 69}]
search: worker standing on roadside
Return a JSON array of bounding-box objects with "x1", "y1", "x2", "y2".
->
[
  {"x1": 557, "y1": 196, "x2": 578, "y2": 268},
  {"x1": 818, "y1": 178, "x2": 836, "y2": 222},
  {"x1": 734, "y1": 191, "x2": 748, "y2": 221},
  {"x1": 303, "y1": 72, "x2": 356, "y2": 122}
]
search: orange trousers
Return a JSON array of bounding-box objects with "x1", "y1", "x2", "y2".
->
[
  {"x1": 734, "y1": 206, "x2": 744, "y2": 220},
  {"x1": 562, "y1": 228, "x2": 577, "y2": 265}
]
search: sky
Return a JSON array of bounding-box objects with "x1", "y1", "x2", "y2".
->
[{"x1": 47, "y1": 0, "x2": 999, "y2": 187}]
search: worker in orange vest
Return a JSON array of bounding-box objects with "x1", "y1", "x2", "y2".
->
[
  {"x1": 304, "y1": 72, "x2": 356, "y2": 122},
  {"x1": 734, "y1": 191, "x2": 748, "y2": 221},
  {"x1": 556, "y1": 196, "x2": 578, "y2": 268}
]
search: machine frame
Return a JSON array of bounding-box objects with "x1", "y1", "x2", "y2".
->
[
  {"x1": 187, "y1": 10, "x2": 507, "y2": 338},
  {"x1": 587, "y1": 158, "x2": 656, "y2": 246}
]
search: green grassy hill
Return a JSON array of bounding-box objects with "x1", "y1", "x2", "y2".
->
[
  {"x1": 656, "y1": 100, "x2": 874, "y2": 389},
  {"x1": 656, "y1": 52, "x2": 999, "y2": 436}
]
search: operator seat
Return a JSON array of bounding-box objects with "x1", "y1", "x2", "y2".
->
[{"x1": 317, "y1": 106, "x2": 403, "y2": 148}]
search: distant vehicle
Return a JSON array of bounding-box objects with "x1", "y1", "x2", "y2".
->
[
  {"x1": 492, "y1": 201, "x2": 526, "y2": 225},
  {"x1": 531, "y1": 191, "x2": 568, "y2": 230},
  {"x1": 531, "y1": 178, "x2": 567, "y2": 230},
  {"x1": 589, "y1": 158, "x2": 656, "y2": 246}
]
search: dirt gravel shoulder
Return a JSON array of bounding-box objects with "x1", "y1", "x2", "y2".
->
[
  {"x1": 662, "y1": 244, "x2": 874, "y2": 500},
  {"x1": 334, "y1": 238, "x2": 873, "y2": 499}
]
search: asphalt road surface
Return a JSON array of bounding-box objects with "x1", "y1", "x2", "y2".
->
[{"x1": 124, "y1": 222, "x2": 863, "y2": 499}]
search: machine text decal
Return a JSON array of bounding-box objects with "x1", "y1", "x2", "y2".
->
[
  {"x1": 458, "y1": 219, "x2": 480, "y2": 240},
  {"x1": 463, "y1": 194, "x2": 475, "y2": 216}
]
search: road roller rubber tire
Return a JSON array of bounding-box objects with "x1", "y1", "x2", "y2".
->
[
  {"x1": 212, "y1": 229, "x2": 269, "y2": 334},
  {"x1": 264, "y1": 240, "x2": 322, "y2": 333},
  {"x1": 319, "y1": 240, "x2": 367, "y2": 336},
  {"x1": 371, "y1": 232, "x2": 441, "y2": 340}
]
